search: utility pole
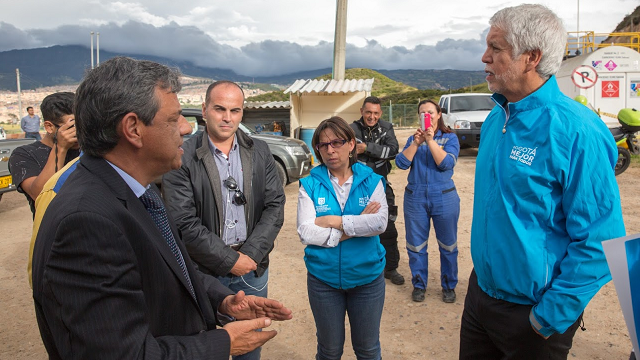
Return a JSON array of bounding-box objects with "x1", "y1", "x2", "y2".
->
[
  {"x1": 16, "y1": 68, "x2": 23, "y2": 120},
  {"x1": 96, "y1": 32, "x2": 100, "y2": 66},
  {"x1": 332, "y1": 0, "x2": 348, "y2": 80},
  {"x1": 90, "y1": 31, "x2": 95, "y2": 69},
  {"x1": 576, "y1": 0, "x2": 580, "y2": 54}
]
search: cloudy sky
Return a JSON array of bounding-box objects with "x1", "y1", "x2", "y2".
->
[{"x1": 0, "y1": 0, "x2": 637, "y2": 76}]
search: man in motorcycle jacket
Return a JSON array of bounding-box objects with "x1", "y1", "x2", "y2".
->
[{"x1": 350, "y1": 96, "x2": 405, "y2": 285}]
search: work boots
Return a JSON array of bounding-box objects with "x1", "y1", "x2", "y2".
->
[
  {"x1": 442, "y1": 288, "x2": 456, "y2": 303},
  {"x1": 384, "y1": 269, "x2": 405, "y2": 285},
  {"x1": 412, "y1": 287, "x2": 426, "y2": 302}
]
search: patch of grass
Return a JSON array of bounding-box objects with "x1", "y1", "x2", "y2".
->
[
  {"x1": 1, "y1": 124, "x2": 25, "y2": 134},
  {"x1": 246, "y1": 91, "x2": 289, "y2": 102}
]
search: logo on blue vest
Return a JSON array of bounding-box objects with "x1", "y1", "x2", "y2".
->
[
  {"x1": 316, "y1": 197, "x2": 330, "y2": 213},
  {"x1": 359, "y1": 195, "x2": 370, "y2": 207}
]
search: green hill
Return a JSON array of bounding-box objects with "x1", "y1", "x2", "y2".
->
[
  {"x1": 380, "y1": 82, "x2": 490, "y2": 104},
  {"x1": 316, "y1": 68, "x2": 416, "y2": 98},
  {"x1": 246, "y1": 90, "x2": 289, "y2": 102},
  {"x1": 377, "y1": 69, "x2": 487, "y2": 90},
  {"x1": 247, "y1": 68, "x2": 417, "y2": 101}
]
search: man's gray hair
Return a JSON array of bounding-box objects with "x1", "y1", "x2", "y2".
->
[
  {"x1": 490, "y1": 4, "x2": 567, "y2": 79},
  {"x1": 74, "y1": 56, "x2": 182, "y2": 157}
]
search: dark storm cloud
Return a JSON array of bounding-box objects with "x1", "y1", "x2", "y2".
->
[
  {"x1": 345, "y1": 33, "x2": 488, "y2": 71},
  {"x1": 0, "y1": 21, "x2": 488, "y2": 76},
  {"x1": 0, "y1": 22, "x2": 42, "y2": 50}
]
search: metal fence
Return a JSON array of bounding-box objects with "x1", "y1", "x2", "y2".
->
[{"x1": 381, "y1": 104, "x2": 420, "y2": 128}]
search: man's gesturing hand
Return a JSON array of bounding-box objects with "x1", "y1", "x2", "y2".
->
[
  {"x1": 223, "y1": 318, "x2": 276, "y2": 356},
  {"x1": 220, "y1": 290, "x2": 293, "y2": 321}
]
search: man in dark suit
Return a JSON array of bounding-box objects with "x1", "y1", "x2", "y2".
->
[{"x1": 31, "y1": 56, "x2": 292, "y2": 359}]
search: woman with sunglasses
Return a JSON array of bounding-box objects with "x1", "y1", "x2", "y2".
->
[
  {"x1": 297, "y1": 116, "x2": 388, "y2": 360},
  {"x1": 395, "y1": 99, "x2": 461, "y2": 304}
]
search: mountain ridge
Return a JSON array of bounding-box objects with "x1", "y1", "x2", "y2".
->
[{"x1": 0, "y1": 45, "x2": 486, "y2": 91}]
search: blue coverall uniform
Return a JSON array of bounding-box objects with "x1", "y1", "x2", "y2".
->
[{"x1": 395, "y1": 131, "x2": 460, "y2": 290}]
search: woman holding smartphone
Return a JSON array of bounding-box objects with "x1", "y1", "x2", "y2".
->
[
  {"x1": 297, "y1": 116, "x2": 388, "y2": 359},
  {"x1": 395, "y1": 99, "x2": 461, "y2": 304}
]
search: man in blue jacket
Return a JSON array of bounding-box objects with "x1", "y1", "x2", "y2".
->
[{"x1": 459, "y1": 4, "x2": 626, "y2": 359}]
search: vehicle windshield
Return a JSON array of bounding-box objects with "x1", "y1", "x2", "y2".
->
[
  {"x1": 450, "y1": 96, "x2": 495, "y2": 113},
  {"x1": 238, "y1": 122, "x2": 256, "y2": 135}
]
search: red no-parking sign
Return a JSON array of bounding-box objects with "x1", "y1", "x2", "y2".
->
[{"x1": 572, "y1": 65, "x2": 598, "y2": 89}]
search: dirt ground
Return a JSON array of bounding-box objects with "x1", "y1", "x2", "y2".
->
[{"x1": 1, "y1": 128, "x2": 639, "y2": 359}]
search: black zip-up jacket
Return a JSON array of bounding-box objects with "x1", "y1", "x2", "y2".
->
[
  {"x1": 162, "y1": 130, "x2": 285, "y2": 277},
  {"x1": 350, "y1": 118, "x2": 399, "y2": 178}
]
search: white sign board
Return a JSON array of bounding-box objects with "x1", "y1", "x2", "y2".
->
[{"x1": 603, "y1": 233, "x2": 640, "y2": 355}]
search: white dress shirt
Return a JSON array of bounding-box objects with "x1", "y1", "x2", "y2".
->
[{"x1": 297, "y1": 169, "x2": 388, "y2": 248}]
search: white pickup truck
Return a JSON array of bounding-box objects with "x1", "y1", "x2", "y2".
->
[{"x1": 438, "y1": 93, "x2": 495, "y2": 148}]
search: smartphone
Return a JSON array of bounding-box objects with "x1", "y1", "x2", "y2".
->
[{"x1": 420, "y1": 112, "x2": 431, "y2": 131}]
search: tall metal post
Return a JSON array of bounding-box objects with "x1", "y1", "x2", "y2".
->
[
  {"x1": 577, "y1": 0, "x2": 580, "y2": 52},
  {"x1": 332, "y1": 0, "x2": 348, "y2": 80},
  {"x1": 90, "y1": 31, "x2": 94, "y2": 69},
  {"x1": 577, "y1": 0, "x2": 580, "y2": 34},
  {"x1": 16, "y1": 68, "x2": 23, "y2": 120},
  {"x1": 96, "y1": 32, "x2": 100, "y2": 66}
]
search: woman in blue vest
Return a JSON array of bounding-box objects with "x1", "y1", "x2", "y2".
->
[
  {"x1": 297, "y1": 116, "x2": 388, "y2": 360},
  {"x1": 395, "y1": 99, "x2": 461, "y2": 304}
]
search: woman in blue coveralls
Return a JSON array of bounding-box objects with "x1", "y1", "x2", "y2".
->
[
  {"x1": 297, "y1": 116, "x2": 388, "y2": 360},
  {"x1": 395, "y1": 99, "x2": 460, "y2": 304}
]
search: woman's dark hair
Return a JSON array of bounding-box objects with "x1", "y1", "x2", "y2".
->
[
  {"x1": 417, "y1": 99, "x2": 452, "y2": 134},
  {"x1": 311, "y1": 116, "x2": 357, "y2": 167}
]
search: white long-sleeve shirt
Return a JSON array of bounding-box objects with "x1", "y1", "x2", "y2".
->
[{"x1": 297, "y1": 171, "x2": 388, "y2": 248}]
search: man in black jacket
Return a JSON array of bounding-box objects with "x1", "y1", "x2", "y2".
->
[
  {"x1": 350, "y1": 96, "x2": 405, "y2": 285},
  {"x1": 163, "y1": 80, "x2": 286, "y2": 360}
]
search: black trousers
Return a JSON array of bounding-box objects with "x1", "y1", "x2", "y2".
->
[
  {"x1": 380, "y1": 183, "x2": 399, "y2": 270},
  {"x1": 459, "y1": 269, "x2": 582, "y2": 360}
]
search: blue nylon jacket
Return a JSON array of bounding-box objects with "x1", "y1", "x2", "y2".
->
[
  {"x1": 471, "y1": 76, "x2": 626, "y2": 337},
  {"x1": 395, "y1": 130, "x2": 459, "y2": 191},
  {"x1": 299, "y1": 163, "x2": 386, "y2": 289}
]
